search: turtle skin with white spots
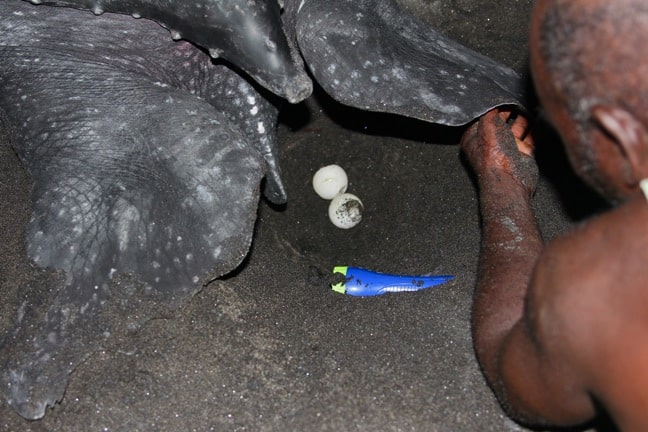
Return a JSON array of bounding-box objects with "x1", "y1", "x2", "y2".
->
[
  {"x1": 1, "y1": 0, "x2": 528, "y2": 420},
  {"x1": 0, "y1": 1, "x2": 279, "y2": 419},
  {"x1": 19, "y1": 0, "x2": 313, "y2": 103}
]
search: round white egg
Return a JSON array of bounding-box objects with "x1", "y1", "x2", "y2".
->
[
  {"x1": 328, "y1": 193, "x2": 363, "y2": 229},
  {"x1": 312, "y1": 164, "x2": 348, "y2": 200}
]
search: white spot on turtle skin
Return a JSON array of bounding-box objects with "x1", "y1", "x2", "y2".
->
[
  {"x1": 246, "y1": 95, "x2": 256, "y2": 105},
  {"x1": 420, "y1": 90, "x2": 462, "y2": 115},
  {"x1": 250, "y1": 106, "x2": 259, "y2": 115},
  {"x1": 192, "y1": 276, "x2": 200, "y2": 284},
  {"x1": 171, "y1": 30, "x2": 182, "y2": 40},
  {"x1": 195, "y1": 185, "x2": 215, "y2": 204},
  {"x1": 92, "y1": 6, "x2": 104, "y2": 15},
  {"x1": 257, "y1": 122, "x2": 266, "y2": 134},
  {"x1": 108, "y1": 268, "x2": 117, "y2": 279},
  {"x1": 212, "y1": 247, "x2": 222, "y2": 260},
  {"x1": 115, "y1": 203, "x2": 140, "y2": 252},
  {"x1": 47, "y1": 332, "x2": 58, "y2": 345},
  {"x1": 264, "y1": 38, "x2": 277, "y2": 52},
  {"x1": 391, "y1": 67, "x2": 406, "y2": 80}
]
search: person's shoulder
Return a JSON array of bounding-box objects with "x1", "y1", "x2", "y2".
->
[
  {"x1": 546, "y1": 199, "x2": 648, "y2": 430},
  {"x1": 525, "y1": 198, "x2": 648, "y2": 410},
  {"x1": 531, "y1": 199, "x2": 648, "y2": 318},
  {"x1": 552, "y1": 199, "x2": 648, "y2": 277}
]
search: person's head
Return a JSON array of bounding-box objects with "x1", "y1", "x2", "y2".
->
[{"x1": 530, "y1": 0, "x2": 648, "y2": 203}]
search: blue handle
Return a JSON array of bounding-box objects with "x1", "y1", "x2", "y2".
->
[{"x1": 332, "y1": 266, "x2": 454, "y2": 296}]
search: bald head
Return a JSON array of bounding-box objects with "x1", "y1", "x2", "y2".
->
[{"x1": 531, "y1": 0, "x2": 648, "y2": 129}]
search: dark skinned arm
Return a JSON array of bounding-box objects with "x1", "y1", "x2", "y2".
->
[
  {"x1": 461, "y1": 109, "x2": 598, "y2": 426},
  {"x1": 461, "y1": 108, "x2": 542, "y2": 391},
  {"x1": 462, "y1": 108, "x2": 644, "y2": 429}
]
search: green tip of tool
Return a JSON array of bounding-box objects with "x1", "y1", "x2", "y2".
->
[{"x1": 331, "y1": 266, "x2": 348, "y2": 294}]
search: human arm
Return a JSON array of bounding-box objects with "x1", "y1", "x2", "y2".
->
[
  {"x1": 461, "y1": 109, "x2": 596, "y2": 426},
  {"x1": 461, "y1": 108, "x2": 542, "y2": 386}
]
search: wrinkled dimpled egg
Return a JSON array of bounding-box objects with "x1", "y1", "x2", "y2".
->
[
  {"x1": 328, "y1": 193, "x2": 363, "y2": 229},
  {"x1": 312, "y1": 164, "x2": 348, "y2": 199}
]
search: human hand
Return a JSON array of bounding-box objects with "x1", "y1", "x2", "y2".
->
[{"x1": 461, "y1": 108, "x2": 538, "y2": 196}]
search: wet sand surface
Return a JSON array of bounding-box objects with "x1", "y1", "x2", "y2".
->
[{"x1": 0, "y1": 1, "x2": 608, "y2": 430}]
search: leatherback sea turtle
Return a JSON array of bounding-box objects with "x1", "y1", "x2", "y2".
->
[{"x1": 0, "y1": 0, "x2": 524, "y2": 419}]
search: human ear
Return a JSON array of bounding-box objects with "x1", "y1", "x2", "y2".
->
[{"x1": 591, "y1": 105, "x2": 648, "y2": 184}]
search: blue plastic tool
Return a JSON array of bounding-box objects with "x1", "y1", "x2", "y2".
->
[{"x1": 331, "y1": 266, "x2": 454, "y2": 296}]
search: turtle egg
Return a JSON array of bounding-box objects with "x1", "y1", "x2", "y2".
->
[
  {"x1": 328, "y1": 193, "x2": 363, "y2": 229},
  {"x1": 312, "y1": 164, "x2": 348, "y2": 199}
]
